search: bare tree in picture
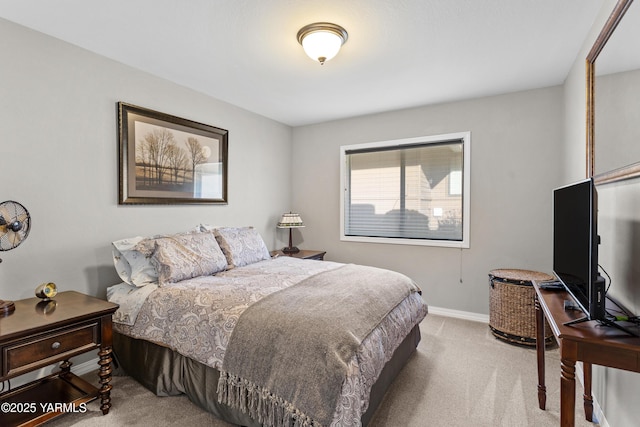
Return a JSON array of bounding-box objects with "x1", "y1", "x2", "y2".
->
[
  {"x1": 185, "y1": 137, "x2": 207, "y2": 181},
  {"x1": 166, "y1": 142, "x2": 189, "y2": 185},
  {"x1": 145, "y1": 128, "x2": 175, "y2": 185}
]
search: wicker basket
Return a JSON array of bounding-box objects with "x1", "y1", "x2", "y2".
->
[{"x1": 489, "y1": 269, "x2": 555, "y2": 346}]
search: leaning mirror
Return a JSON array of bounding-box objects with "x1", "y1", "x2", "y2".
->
[{"x1": 587, "y1": 0, "x2": 640, "y2": 184}]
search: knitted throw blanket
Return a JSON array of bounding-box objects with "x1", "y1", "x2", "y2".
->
[{"x1": 217, "y1": 264, "x2": 420, "y2": 427}]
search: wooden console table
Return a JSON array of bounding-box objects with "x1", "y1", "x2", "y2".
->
[{"x1": 533, "y1": 281, "x2": 640, "y2": 426}]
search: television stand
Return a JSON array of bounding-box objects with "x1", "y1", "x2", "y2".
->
[{"x1": 534, "y1": 281, "x2": 640, "y2": 426}]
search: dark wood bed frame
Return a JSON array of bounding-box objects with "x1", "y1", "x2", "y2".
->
[{"x1": 113, "y1": 324, "x2": 421, "y2": 426}]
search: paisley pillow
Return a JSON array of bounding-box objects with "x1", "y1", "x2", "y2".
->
[
  {"x1": 140, "y1": 231, "x2": 229, "y2": 285},
  {"x1": 214, "y1": 227, "x2": 271, "y2": 268}
]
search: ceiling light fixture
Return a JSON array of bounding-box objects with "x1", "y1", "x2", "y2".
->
[{"x1": 297, "y1": 22, "x2": 348, "y2": 65}]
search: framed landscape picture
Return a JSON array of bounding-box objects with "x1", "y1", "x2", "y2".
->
[{"x1": 118, "y1": 102, "x2": 228, "y2": 204}]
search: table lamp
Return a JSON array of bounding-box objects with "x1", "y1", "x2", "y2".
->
[{"x1": 277, "y1": 212, "x2": 305, "y2": 253}]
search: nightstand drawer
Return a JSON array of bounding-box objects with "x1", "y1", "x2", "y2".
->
[{"x1": 2, "y1": 322, "x2": 100, "y2": 377}]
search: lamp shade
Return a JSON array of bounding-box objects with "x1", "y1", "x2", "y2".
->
[
  {"x1": 297, "y1": 22, "x2": 348, "y2": 65},
  {"x1": 278, "y1": 213, "x2": 304, "y2": 254},
  {"x1": 277, "y1": 213, "x2": 305, "y2": 228}
]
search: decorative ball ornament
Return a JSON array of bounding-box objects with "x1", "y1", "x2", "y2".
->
[{"x1": 35, "y1": 282, "x2": 58, "y2": 301}]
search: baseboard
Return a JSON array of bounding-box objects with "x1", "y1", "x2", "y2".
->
[
  {"x1": 428, "y1": 305, "x2": 489, "y2": 323},
  {"x1": 72, "y1": 358, "x2": 100, "y2": 377}
]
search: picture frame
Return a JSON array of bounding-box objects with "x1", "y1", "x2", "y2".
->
[{"x1": 118, "y1": 102, "x2": 228, "y2": 205}]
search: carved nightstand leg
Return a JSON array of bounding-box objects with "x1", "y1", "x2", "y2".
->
[
  {"x1": 60, "y1": 360, "x2": 73, "y2": 376},
  {"x1": 98, "y1": 346, "x2": 113, "y2": 415}
]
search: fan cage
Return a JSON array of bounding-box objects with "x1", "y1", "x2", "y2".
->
[{"x1": 0, "y1": 200, "x2": 31, "y2": 252}]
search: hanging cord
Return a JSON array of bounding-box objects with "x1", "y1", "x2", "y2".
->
[
  {"x1": 600, "y1": 264, "x2": 612, "y2": 294},
  {"x1": 459, "y1": 248, "x2": 463, "y2": 284}
]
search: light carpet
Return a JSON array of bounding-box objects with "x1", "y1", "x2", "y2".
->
[{"x1": 47, "y1": 314, "x2": 598, "y2": 426}]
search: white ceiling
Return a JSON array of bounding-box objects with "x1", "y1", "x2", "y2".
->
[{"x1": 0, "y1": 0, "x2": 604, "y2": 127}]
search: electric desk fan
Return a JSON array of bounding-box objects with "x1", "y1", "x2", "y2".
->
[{"x1": 0, "y1": 200, "x2": 32, "y2": 315}]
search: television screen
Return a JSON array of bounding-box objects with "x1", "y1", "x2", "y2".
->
[{"x1": 553, "y1": 177, "x2": 605, "y2": 320}]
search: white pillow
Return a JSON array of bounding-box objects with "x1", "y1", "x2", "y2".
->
[{"x1": 112, "y1": 236, "x2": 158, "y2": 287}]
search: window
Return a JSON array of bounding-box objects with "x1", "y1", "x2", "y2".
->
[{"x1": 340, "y1": 132, "x2": 470, "y2": 248}]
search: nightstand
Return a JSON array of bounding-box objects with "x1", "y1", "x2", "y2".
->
[
  {"x1": 0, "y1": 291, "x2": 119, "y2": 426},
  {"x1": 271, "y1": 249, "x2": 326, "y2": 260}
]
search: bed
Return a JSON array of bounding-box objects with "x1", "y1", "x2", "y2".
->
[{"x1": 107, "y1": 226, "x2": 428, "y2": 427}]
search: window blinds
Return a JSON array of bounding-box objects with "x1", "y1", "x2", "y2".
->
[{"x1": 344, "y1": 140, "x2": 463, "y2": 241}]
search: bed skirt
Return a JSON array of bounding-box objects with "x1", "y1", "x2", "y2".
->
[{"x1": 112, "y1": 325, "x2": 421, "y2": 426}]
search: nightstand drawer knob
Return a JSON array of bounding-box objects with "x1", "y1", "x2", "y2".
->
[{"x1": 51, "y1": 341, "x2": 61, "y2": 349}]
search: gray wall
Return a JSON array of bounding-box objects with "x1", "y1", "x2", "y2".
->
[
  {"x1": 0, "y1": 19, "x2": 292, "y2": 302},
  {"x1": 291, "y1": 87, "x2": 564, "y2": 314},
  {"x1": 563, "y1": 1, "x2": 640, "y2": 426}
]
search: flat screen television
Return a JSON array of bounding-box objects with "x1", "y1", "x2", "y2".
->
[{"x1": 552, "y1": 177, "x2": 606, "y2": 321}]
